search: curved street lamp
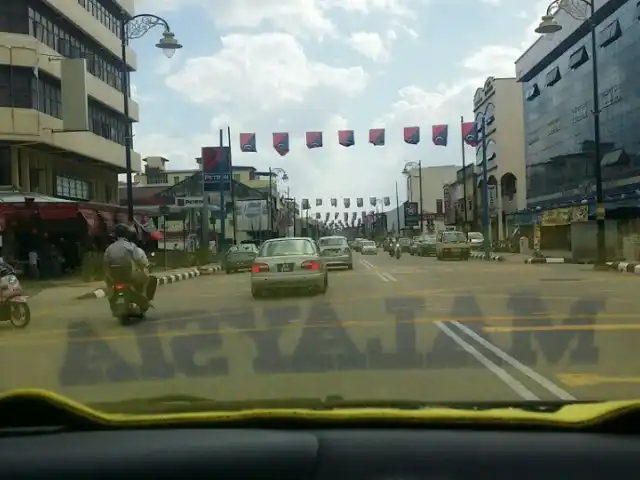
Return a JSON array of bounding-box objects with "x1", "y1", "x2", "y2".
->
[
  {"x1": 121, "y1": 13, "x2": 183, "y2": 222},
  {"x1": 534, "y1": 0, "x2": 606, "y2": 267},
  {"x1": 402, "y1": 161, "x2": 423, "y2": 232},
  {"x1": 268, "y1": 168, "x2": 288, "y2": 237}
]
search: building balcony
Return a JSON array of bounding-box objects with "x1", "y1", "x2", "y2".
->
[{"x1": 0, "y1": 107, "x2": 139, "y2": 172}]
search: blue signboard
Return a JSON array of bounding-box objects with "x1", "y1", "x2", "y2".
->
[{"x1": 201, "y1": 146, "x2": 231, "y2": 192}]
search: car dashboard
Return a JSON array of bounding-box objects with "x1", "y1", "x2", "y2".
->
[{"x1": 2, "y1": 425, "x2": 640, "y2": 478}]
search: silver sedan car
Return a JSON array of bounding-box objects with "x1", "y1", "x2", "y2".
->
[
  {"x1": 317, "y1": 235, "x2": 353, "y2": 269},
  {"x1": 250, "y1": 237, "x2": 329, "y2": 298}
]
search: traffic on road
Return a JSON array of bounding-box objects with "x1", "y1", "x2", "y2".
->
[{"x1": 1, "y1": 240, "x2": 638, "y2": 406}]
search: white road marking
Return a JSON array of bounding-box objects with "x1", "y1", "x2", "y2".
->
[
  {"x1": 434, "y1": 321, "x2": 539, "y2": 400},
  {"x1": 450, "y1": 320, "x2": 576, "y2": 400}
]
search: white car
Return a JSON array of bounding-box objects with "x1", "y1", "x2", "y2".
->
[
  {"x1": 467, "y1": 232, "x2": 485, "y2": 250},
  {"x1": 360, "y1": 240, "x2": 377, "y2": 255}
]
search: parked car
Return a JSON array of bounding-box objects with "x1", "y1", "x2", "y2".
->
[{"x1": 467, "y1": 231, "x2": 485, "y2": 251}]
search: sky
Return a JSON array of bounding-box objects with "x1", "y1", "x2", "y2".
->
[{"x1": 130, "y1": 0, "x2": 550, "y2": 213}]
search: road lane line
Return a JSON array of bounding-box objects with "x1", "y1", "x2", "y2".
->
[
  {"x1": 433, "y1": 321, "x2": 539, "y2": 400},
  {"x1": 376, "y1": 272, "x2": 389, "y2": 282},
  {"x1": 381, "y1": 272, "x2": 397, "y2": 282},
  {"x1": 449, "y1": 320, "x2": 576, "y2": 400},
  {"x1": 360, "y1": 259, "x2": 374, "y2": 269}
]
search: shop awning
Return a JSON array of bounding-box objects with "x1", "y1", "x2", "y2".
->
[
  {"x1": 37, "y1": 204, "x2": 78, "y2": 221},
  {"x1": 79, "y1": 208, "x2": 101, "y2": 236}
]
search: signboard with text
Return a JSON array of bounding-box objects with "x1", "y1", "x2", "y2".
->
[{"x1": 201, "y1": 146, "x2": 231, "y2": 192}]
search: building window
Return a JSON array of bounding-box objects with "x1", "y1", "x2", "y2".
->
[
  {"x1": 233, "y1": 174, "x2": 241, "y2": 181},
  {"x1": 0, "y1": 0, "x2": 28, "y2": 34},
  {"x1": 173, "y1": 176, "x2": 180, "y2": 184},
  {"x1": 526, "y1": 84, "x2": 540, "y2": 101},
  {"x1": 148, "y1": 174, "x2": 168, "y2": 184},
  {"x1": 56, "y1": 175, "x2": 91, "y2": 200},
  {"x1": 28, "y1": 5, "x2": 126, "y2": 94},
  {"x1": 26, "y1": 69, "x2": 127, "y2": 146},
  {"x1": 0, "y1": 66, "x2": 33, "y2": 109},
  {"x1": 600, "y1": 19, "x2": 621, "y2": 48},
  {"x1": 545, "y1": 66, "x2": 561, "y2": 87},
  {"x1": 569, "y1": 46, "x2": 589, "y2": 69},
  {"x1": 77, "y1": 0, "x2": 123, "y2": 39}
]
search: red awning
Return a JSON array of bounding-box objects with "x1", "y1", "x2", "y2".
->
[
  {"x1": 98, "y1": 210, "x2": 115, "y2": 227},
  {"x1": 79, "y1": 208, "x2": 101, "y2": 236},
  {"x1": 37, "y1": 204, "x2": 78, "y2": 221}
]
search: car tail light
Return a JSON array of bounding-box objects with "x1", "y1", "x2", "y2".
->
[
  {"x1": 251, "y1": 262, "x2": 269, "y2": 273},
  {"x1": 114, "y1": 283, "x2": 126, "y2": 291},
  {"x1": 301, "y1": 260, "x2": 321, "y2": 270}
]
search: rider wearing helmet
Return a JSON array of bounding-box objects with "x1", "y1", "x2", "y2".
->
[{"x1": 104, "y1": 223, "x2": 153, "y2": 305}]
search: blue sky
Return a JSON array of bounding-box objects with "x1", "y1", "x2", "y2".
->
[{"x1": 131, "y1": 0, "x2": 547, "y2": 211}]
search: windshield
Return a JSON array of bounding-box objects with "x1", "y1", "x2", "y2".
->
[
  {"x1": 441, "y1": 232, "x2": 467, "y2": 243},
  {"x1": 10, "y1": 2, "x2": 638, "y2": 418},
  {"x1": 259, "y1": 239, "x2": 316, "y2": 256},
  {"x1": 319, "y1": 237, "x2": 347, "y2": 246}
]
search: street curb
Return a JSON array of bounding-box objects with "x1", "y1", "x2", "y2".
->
[
  {"x1": 605, "y1": 261, "x2": 640, "y2": 274},
  {"x1": 469, "y1": 252, "x2": 505, "y2": 261},
  {"x1": 76, "y1": 265, "x2": 222, "y2": 300},
  {"x1": 524, "y1": 257, "x2": 568, "y2": 264}
]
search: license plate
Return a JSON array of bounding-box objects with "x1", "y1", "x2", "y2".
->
[
  {"x1": 277, "y1": 263, "x2": 294, "y2": 272},
  {"x1": 115, "y1": 297, "x2": 125, "y2": 305}
]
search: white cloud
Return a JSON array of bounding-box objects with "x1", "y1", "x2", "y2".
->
[
  {"x1": 461, "y1": 45, "x2": 521, "y2": 78},
  {"x1": 164, "y1": 33, "x2": 369, "y2": 112},
  {"x1": 347, "y1": 32, "x2": 389, "y2": 62}
]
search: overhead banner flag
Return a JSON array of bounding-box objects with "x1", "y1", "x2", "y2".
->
[
  {"x1": 383, "y1": 196, "x2": 390, "y2": 206},
  {"x1": 316, "y1": 198, "x2": 322, "y2": 207},
  {"x1": 306, "y1": 131, "x2": 323, "y2": 149},
  {"x1": 356, "y1": 198, "x2": 363, "y2": 208},
  {"x1": 301, "y1": 199, "x2": 310, "y2": 210},
  {"x1": 316, "y1": 212, "x2": 321, "y2": 219},
  {"x1": 273, "y1": 132, "x2": 290, "y2": 156},
  {"x1": 334, "y1": 212, "x2": 339, "y2": 219},
  {"x1": 338, "y1": 130, "x2": 355, "y2": 147},
  {"x1": 343, "y1": 212, "x2": 349, "y2": 223},
  {"x1": 461, "y1": 121, "x2": 479, "y2": 147},
  {"x1": 369, "y1": 128, "x2": 385, "y2": 146},
  {"x1": 239, "y1": 132, "x2": 256, "y2": 152},
  {"x1": 330, "y1": 198, "x2": 337, "y2": 207},
  {"x1": 404, "y1": 126, "x2": 420, "y2": 145},
  {"x1": 370, "y1": 197, "x2": 377, "y2": 207},
  {"x1": 343, "y1": 198, "x2": 350, "y2": 208},
  {"x1": 432, "y1": 124, "x2": 448, "y2": 146}
]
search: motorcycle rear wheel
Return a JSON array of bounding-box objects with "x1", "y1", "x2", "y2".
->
[{"x1": 9, "y1": 303, "x2": 30, "y2": 328}]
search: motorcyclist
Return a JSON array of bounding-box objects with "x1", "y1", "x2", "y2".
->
[{"x1": 103, "y1": 224, "x2": 155, "y2": 307}]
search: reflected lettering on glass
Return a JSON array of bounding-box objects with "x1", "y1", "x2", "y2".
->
[{"x1": 58, "y1": 293, "x2": 603, "y2": 387}]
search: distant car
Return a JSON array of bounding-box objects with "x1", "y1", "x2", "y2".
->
[
  {"x1": 250, "y1": 237, "x2": 328, "y2": 298},
  {"x1": 318, "y1": 236, "x2": 353, "y2": 269},
  {"x1": 361, "y1": 240, "x2": 377, "y2": 255},
  {"x1": 409, "y1": 239, "x2": 421, "y2": 255},
  {"x1": 418, "y1": 235, "x2": 437, "y2": 256},
  {"x1": 467, "y1": 231, "x2": 485, "y2": 250},
  {"x1": 224, "y1": 244, "x2": 258, "y2": 273},
  {"x1": 399, "y1": 237, "x2": 411, "y2": 252},
  {"x1": 436, "y1": 230, "x2": 470, "y2": 260}
]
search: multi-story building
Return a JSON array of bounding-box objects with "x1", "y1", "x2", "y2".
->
[
  {"x1": 405, "y1": 164, "x2": 458, "y2": 231},
  {"x1": 443, "y1": 165, "x2": 477, "y2": 228},
  {"x1": 472, "y1": 76, "x2": 526, "y2": 241},
  {"x1": 0, "y1": 0, "x2": 140, "y2": 204},
  {"x1": 515, "y1": 0, "x2": 640, "y2": 240}
]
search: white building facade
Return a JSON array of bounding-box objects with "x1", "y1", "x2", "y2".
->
[
  {"x1": 405, "y1": 164, "x2": 458, "y2": 231},
  {"x1": 473, "y1": 76, "x2": 526, "y2": 240}
]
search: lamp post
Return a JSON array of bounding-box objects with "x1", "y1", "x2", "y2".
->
[
  {"x1": 534, "y1": 0, "x2": 605, "y2": 267},
  {"x1": 267, "y1": 167, "x2": 288, "y2": 238},
  {"x1": 402, "y1": 161, "x2": 423, "y2": 232},
  {"x1": 120, "y1": 14, "x2": 182, "y2": 222}
]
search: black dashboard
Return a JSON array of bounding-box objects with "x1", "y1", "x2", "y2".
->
[{"x1": 2, "y1": 427, "x2": 640, "y2": 479}]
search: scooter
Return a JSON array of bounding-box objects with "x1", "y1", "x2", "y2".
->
[
  {"x1": 109, "y1": 282, "x2": 149, "y2": 326},
  {"x1": 395, "y1": 244, "x2": 401, "y2": 259},
  {"x1": 0, "y1": 267, "x2": 31, "y2": 328}
]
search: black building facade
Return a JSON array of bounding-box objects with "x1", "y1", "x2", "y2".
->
[{"x1": 520, "y1": 0, "x2": 640, "y2": 212}]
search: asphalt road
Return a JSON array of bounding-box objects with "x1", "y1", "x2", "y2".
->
[{"x1": 1, "y1": 250, "x2": 640, "y2": 406}]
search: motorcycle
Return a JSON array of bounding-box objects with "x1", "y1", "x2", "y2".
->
[
  {"x1": 107, "y1": 265, "x2": 150, "y2": 326},
  {"x1": 0, "y1": 268, "x2": 30, "y2": 328}
]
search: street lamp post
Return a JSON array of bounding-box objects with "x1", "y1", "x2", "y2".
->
[
  {"x1": 402, "y1": 161, "x2": 423, "y2": 232},
  {"x1": 268, "y1": 167, "x2": 288, "y2": 238},
  {"x1": 535, "y1": 0, "x2": 605, "y2": 267},
  {"x1": 120, "y1": 14, "x2": 182, "y2": 222}
]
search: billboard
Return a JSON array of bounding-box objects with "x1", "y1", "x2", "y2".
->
[
  {"x1": 235, "y1": 200, "x2": 268, "y2": 231},
  {"x1": 201, "y1": 146, "x2": 231, "y2": 192}
]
